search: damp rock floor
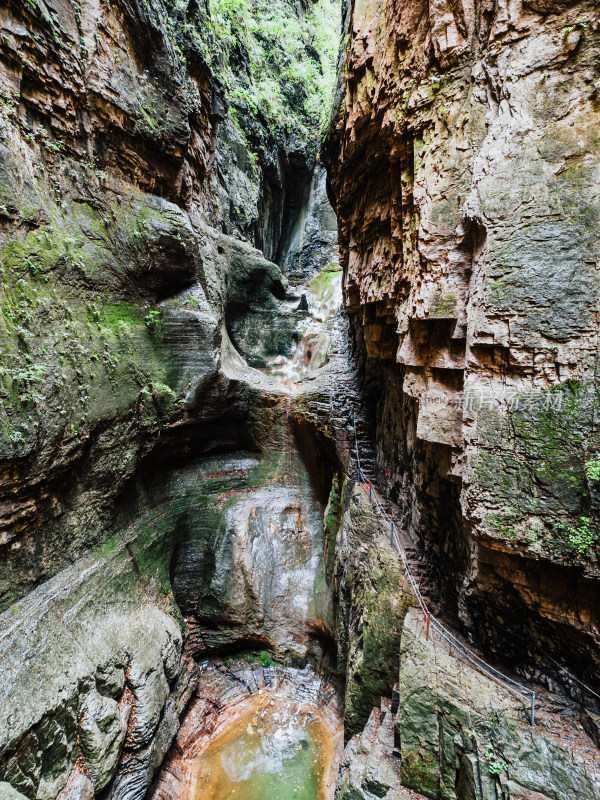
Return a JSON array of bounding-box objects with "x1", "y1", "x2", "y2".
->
[
  {"x1": 150, "y1": 660, "x2": 344, "y2": 800},
  {"x1": 192, "y1": 695, "x2": 329, "y2": 800}
]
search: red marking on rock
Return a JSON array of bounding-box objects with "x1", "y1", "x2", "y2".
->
[{"x1": 216, "y1": 488, "x2": 253, "y2": 509}]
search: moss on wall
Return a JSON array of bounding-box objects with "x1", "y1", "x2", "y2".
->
[{"x1": 190, "y1": 0, "x2": 341, "y2": 151}]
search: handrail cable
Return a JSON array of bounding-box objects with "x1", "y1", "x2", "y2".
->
[
  {"x1": 543, "y1": 652, "x2": 600, "y2": 703},
  {"x1": 351, "y1": 413, "x2": 537, "y2": 724},
  {"x1": 372, "y1": 480, "x2": 533, "y2": 699}
]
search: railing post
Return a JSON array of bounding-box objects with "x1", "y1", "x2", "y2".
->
[{"x1": 348, "y1": 439, "x2": 538, "y2": 725}]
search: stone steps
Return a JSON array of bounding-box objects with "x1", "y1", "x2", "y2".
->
[{"x1": 369, "y1": 493, "x2": 439, "y2": 611}]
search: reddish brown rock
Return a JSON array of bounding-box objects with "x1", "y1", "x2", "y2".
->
[{"x1": 324, "y1": 0, "x2": 600, "y2": 686}]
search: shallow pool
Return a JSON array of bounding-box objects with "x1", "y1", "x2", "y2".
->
[{"x1": 192, "y1": 698, "x2": 329, "y2": 800}]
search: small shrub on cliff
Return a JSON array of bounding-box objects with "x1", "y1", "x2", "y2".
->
[
  {"x1": 224, "y1": 649, "x2": 275, "y2": 667},
  {"x1": 585, "y1": 456, "x2": 600, "y2": 482},
  {"x1": 256, "y1": 650, "x2": 274, "y2": 667},
  {"x1": 566, "y1": 517, "x2": 596, "y2": 554},
  {"x1": 484, "y1": 744, "x2": 508, "y2": 778},
  {"x1": 144, "y1": 307, "x2": 162, "y2": 331}
]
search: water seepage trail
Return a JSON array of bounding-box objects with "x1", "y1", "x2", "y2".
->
[
  {"x1": 262, "y1": 264, "x2": 343, "y2": 390},
  {"x1": 178, "y1": 269, "x2": 345, "y2": 800},
  {"x1": 191, "y1": 696, "x2": 332, "y2": 800}
]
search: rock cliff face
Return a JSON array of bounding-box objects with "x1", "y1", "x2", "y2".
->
[
  {"x1": 0, "y1": 0, "x2": 343, "y2": 797},
  {"x1": 4, "y1": 0, "x2": 600, "y2": 798},
  {"x1": 324, "y1": 0, "x2": 600, "y2": 691},
  {"x1": 396, "y1": 609, "x2": 600, "y2": 800},
  {"x1": 0, "y1": 0, "x2": 339, "y2": 610},
  {"x1": 329, "y1": 478, "x2": 600, "y2": 800}
]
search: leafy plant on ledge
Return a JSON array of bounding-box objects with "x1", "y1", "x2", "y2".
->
[{"x1": 585, "y1": 456, "x2": 600, "y2": 482}]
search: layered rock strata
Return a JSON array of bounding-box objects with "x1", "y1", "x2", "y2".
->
[
  {"x1": 324, "y1": 0, "x2": 600, "y2": 689},
  {"x1": 0, "y1": 0, "x2": 343, "y2": 797}
]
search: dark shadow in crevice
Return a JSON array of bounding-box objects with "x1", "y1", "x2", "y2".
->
[{"x1": 290, "y1": 413, "x2": 342, "y2": 509}]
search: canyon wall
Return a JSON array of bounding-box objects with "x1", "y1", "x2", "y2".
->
[
  {"x1": 324, "y1": 0, "x2": 600, "y2": 692},
  {"x1": 0, "y1": 0, "x2": 343, "y2": 797},
  {"x1": 332, "y1": 493, "x2": 600, "y2": 800},
  {"x1": 4, "y1": 0, "x2": 600, "y2": 797}
]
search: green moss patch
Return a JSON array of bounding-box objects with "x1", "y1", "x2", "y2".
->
[
  {"x1": 196, "y1": 0, "x2": 340, "y2": 151},
  {"x1": 475, "y1": 381, "x2": 600, "y2": 559}
]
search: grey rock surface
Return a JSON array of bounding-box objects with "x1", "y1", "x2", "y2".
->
[
  {"x1": 56, "y1": 773, "x2": 94, "y2": 800},
  {"x1": 0, "y1": 783, "x2": 30, "y2": 800},
  {"x1": 283, "y1": 165, "x2": 339, "y2": 283},
  {"x1": 397, "y1": 609, "x2": 600, "y2": 800},
  {"x1": 324, "y1": 0, "x2": 600, "y2": 693}
]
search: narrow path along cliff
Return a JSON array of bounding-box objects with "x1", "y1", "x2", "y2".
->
[{"x1": 1, "y1": 1, "x2": 600, "y2": 800}]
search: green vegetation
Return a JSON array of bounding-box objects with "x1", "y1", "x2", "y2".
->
[
  {"x1": 307, "y1": 261, "x2": 341, "y2": 298},
  {"x1": 486, "y1": 508, "x2": 597, "y2": 558},
  {"x1": 486, "y1": 508, "x2": 532, "y2": 542},
  {"x1": 484, "y1": 744, "x2": 508, "y2": 778},
  {"x1": 585, "y1": 456, "x2": 600, "y2": 481},
  {"x1": 0, "y1": 183, "x2": 189, "y2": 460},
  {"x1": 133, "y1": 71, "x2": 185, "y2": 142},
  {"x1": 565, "y1": 517, "x2": 596, "y2": 554},
  {"x1": 198, "y1": 0, "x2": 340, "y2": 149},
  {"x1": 144, "y1": 307, "x2": 163, "y2": 331},
  {"x1": 564, "y1": 19, "x2": 587, "y2": 37},
  {"x1": 474, "y1": 379, "x2": 600, "y2": 562},
  {"x1": 255, "y1": 649, "x2": 275, "y2": 667},
  {"x1": 224, "y1": 649, "x2": 275, "y2": 667}
]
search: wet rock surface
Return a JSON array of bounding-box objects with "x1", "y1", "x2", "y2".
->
[
  {"x1": 334, "y1": 496, "x2": 600, "y2": 800},
  {"x1": 150, "y1": 660, "x2": 344, "y2": 800},
  {"x1": 157, "y1": 443, "x2": 331, "y2": 661},
  {"x1": 283, "y1": 165, "x2": 340, "y2": 284},
  {"x1": 2, "y1": 0, "x2": 600, "y2": 798},
  {"x1": 0, "y1": 0, "x2": 343, "y2": 796}
]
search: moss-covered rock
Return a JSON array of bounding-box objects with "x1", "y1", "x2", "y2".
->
[
  {"x1": 471, "y1": 380, "x2": 600, "y2": 562},
  {"x1": 398, "y1": 609, "x2": 600, "y2": 800},
  {"x1": 335, "y1": 487, "x2": 413, "y2": 737}
]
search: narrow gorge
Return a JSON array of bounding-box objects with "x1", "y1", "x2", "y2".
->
[{"x1": 1, "y1": 1, "x2": 600, "y2": 799}]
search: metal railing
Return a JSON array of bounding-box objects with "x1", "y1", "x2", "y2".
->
[{"x1": 351, "y1": 412, "x2": 537, "y2": 725}]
